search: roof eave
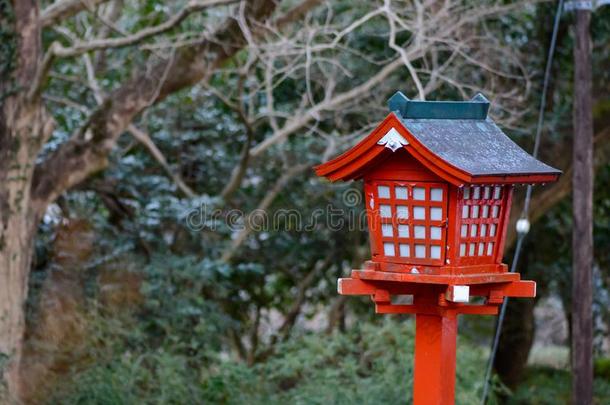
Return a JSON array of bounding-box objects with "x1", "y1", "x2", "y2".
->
[
  {"x1": 468, "y1": 172, "x2": 561, "y2": 185},
  {"x1": 315, "y1": 113, "x2": 472, "y2": 185},
  {"x1": 314, "y1": 114, "x2": 399, "y2": 181}
]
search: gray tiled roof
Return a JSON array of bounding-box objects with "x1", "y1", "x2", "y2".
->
[
  {"x1": 398, "y1": 117, "x2": 560, "y2": 176},
  {"x1": 389, "y1": 92, "x2": 561, "y2": 177}
]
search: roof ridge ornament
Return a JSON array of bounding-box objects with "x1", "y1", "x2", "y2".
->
[
  {"x1": 387, "y1": 91, "x2": 490, "y2": 120},
  {"x1": 470, "y1": 92, "x2": 490, "y2": 103},
  {"x1": 377, "y1": 127, "x2": 408, "y2": 152},
  {"x1": 388, "y1": 91, "x2": 410, "y2": 115}
]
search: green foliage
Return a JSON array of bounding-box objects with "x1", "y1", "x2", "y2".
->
[
  {"x1": 50, "y1": 319, "x2": 493, "y2": 405},
  {"x1": 27, "y1": 0, "x2": 610, "y2": 402},
  {"x1": 595, "y1": 357, "x2": 610, "y2": 381},
  {"x1": 0, "y1": 0, "x2": 18, "y2": 100},
  {"x1": 508, "y1": 366, "x2": 610, "y2": 405}
]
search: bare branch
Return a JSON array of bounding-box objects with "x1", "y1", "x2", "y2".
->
[
  {"x1": 41, "y1": 0, "x2": 110, "y2": 27},
  {"x1": 220, "y1": 163, "x2": 311, "y2": 262},
  {"x1": 52, "y1": 0, "x2": 238, "y2": 57},
  {"x1": 273, "y1": 0, "x2": 323, "y2": 28},
  {"x1": 220, "y1": 129, "x2": 253, "y2": 201},
  {"x1": 83, "y1": 52, "x2": 196, "y2": 198},
  {"x1": 31, "y1": 0, "x2": 280, "y2": 210},
  {"x1": 249, "y1": 57, "x2": 405, "y2": 158},
  {"x1": 28, "y1": 42, "x2": 61, "y2": 100},
  {"x1": 42, "y1": 94, "x2": 90, "y2": 113},
  {"x1": 127, "y1": 125, "x2": 197, "y2": 198},
  {"x1": 277, "y1": 256, "x2": 331, "y2": 341},
  {"x1": 384, "y1": 1, "x2": 426, "y2": 100}
]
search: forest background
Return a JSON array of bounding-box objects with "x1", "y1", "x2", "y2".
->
[{"x1": 1, "y1": 0, "x2": 610, "y2": 403}]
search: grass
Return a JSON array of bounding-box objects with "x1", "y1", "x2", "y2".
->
[{"x1": 508, "y1": 366, "x2": 610, "y2": 405}]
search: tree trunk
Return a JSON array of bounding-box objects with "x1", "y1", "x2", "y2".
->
[
  {"x1": 0, "y1": 98, "x2": 48, "y2": 402},
  {"x1": 0, "y1": 2, "x2": 50, "y2": 401},
  {"x1": 493, "y1": 298, "x2": 537, "y2": 389},
  {"x1": 572, "y1": 8, "x2": 594, "y2": 405},
  {"x1": 0, "y1": 1, "x2": 283, "y2": 401},
  {"x1": 493, "y1": 248, "x2": 538, "y2": 391}
]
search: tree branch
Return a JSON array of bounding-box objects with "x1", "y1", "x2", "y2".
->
[
  {"x1": 273, "y1": 0, "x2": 322, "y2": 28},
  {"x1": 30, "y1": 0, "x2": 279, "y2": 214},
  {"x1": 52, "y1": 0, "x2": 238, "y2": 57},
  {"x1": 249, "y1": 57, "x2": 405, "y2": 157},
  {"x1": 83, "y1": 52, "x2": 196, "y2": 198},
  {"x1": 220, "y1": 128, "x2": 253, "y2": 201},
  {"x1": 277, "y1": 256, "x2": 331, "y2": 341},
  {"x1": 127, "y1": 125, "x2": 197, "y2": 198},
  {"x1": 41, "y1": 0, "x2": 110, "y2": 28}
]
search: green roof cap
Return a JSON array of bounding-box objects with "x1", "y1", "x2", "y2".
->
[{"x1": 388, "y1": 91, "x2": 490, "y2": 120}]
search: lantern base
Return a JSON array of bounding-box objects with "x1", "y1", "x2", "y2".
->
[
  {"x1": 338, "y1": 267, "x2": 536, "y2": 403},
  {"x1": 338, "y1": 269, "x2": 535, "y2": 315}
]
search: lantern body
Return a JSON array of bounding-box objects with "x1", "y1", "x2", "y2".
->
[
  {"x1": 362, "y1": 150, "x2": 513, "y2": 274},
  {"x1": 316, "y1": 92, "x2": 559, "y2": 276}
]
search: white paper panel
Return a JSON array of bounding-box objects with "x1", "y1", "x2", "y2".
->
[
  {"x1": 380, "y1": 205, "x2": 392, "y2": 218},
  {"x1": 395, "y1": 186, "x2": 408, "y2": 200},
  {"x1": 430, "y1": 188, "x2": 443, "y2": 201},
  {"x1": 381, "y1": 224, "x2": 393, "y2": 237},
  {"x1": 462, "y1": 206, "x2": 469, "y2": 219},
  {"x1": 482, "y1": 206, "x2": 489, "y2": 218},
  {"x1": 483, "y1": 186, "x2": 491, "y2": 199},
  {"x1": 398, "y1": 224, "x2": 409, "y2": 238},
  {"x1": 396, "y1": 205, "x2": 409, "y2": 219},
  {"x1": 471, "y1": 205, "x2": 479, "y2": 218},
  {"x1": 383, "y1": 242, "x2": 395, "y2": 256},
  {"x1": 414, "y1": 206, "x2": 426, "y2": 220},
  {"x1": 377, "y1": 185, "x2": 390, "y2": 199},
  {"x1": 430, "y1": 246, "x2": 441, "y2": 259},
  {"x1": 413, "y1": 187, "x2": 426, "y2": 200},
  {"x1": 473, "y1": 187, "x2": 481, "y2": 199},
  {"x1": 493, "y1": 186, "x2": 502, "y2": 199}
]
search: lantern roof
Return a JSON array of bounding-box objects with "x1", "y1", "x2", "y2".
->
[{"x1": 315, "y1": 92, "x2": 561, "y2": 186}]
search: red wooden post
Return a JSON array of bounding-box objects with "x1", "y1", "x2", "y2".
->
[
  {"x1": 414, "y1": 313, "x2": 457, "y2": 405},
  {"x1": 316, "y1": 92, "x2": 560, "y2": 403}
]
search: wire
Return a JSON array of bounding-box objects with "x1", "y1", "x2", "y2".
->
[{"x1": 480, "y1": 0, "x2": 565, "y2": 403}]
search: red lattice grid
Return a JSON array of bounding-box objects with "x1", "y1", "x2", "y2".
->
[{"x1": 365, "y1": 181, "x2": 448, "y2": 266}]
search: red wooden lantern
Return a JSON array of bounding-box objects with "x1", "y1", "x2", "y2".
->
[{"x1": 315, "y1": 92, "x2": 560, "y2": 404}]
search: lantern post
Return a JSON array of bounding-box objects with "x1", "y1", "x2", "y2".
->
[{"x1": 316, "y1": 92, "x2": 560, "y2": 404}]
